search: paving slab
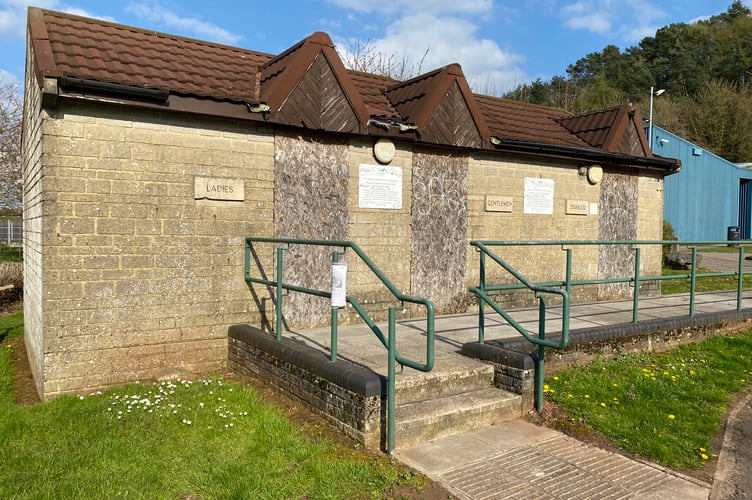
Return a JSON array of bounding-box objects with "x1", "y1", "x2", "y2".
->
[
  {"x1": 278, "y1": 254, "x2": 750, "y2": 498},
  {"x1": 396, "y1": 419, "x2": 711, "y2": 500}
]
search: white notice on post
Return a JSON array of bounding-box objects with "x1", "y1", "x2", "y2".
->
[
  {"x1": 358, "y1": 164, "x2": 402, "y2": 209},
  {"x1": 331, "y1": 263, "x2": 347, "y2": 308},
  {"x1": 523, "y1": 177, "x2": 554, "y2": 215}
]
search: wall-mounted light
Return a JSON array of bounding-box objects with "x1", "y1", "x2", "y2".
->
[
  {"x1": 373, "y1": 138, "x2": 395, "y2": 164},
  {"x1": 586, "y1": 165, "x2": 603, "y2": 185}
]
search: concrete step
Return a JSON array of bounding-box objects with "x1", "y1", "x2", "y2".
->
[
  {"x1": 394, "y1": 387, "x2": 522, "y2": 449},
  {"x1": 395, "y1": 362, "x2": 495, "y2": 405}
]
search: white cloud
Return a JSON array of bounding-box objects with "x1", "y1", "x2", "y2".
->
[
  {"x1": 335, "y1": 9, "x2": 526, "y2": 93},
  {"x1": 561, "y1": 1, "x2": 612, "y2": 33},
  {"x1": 559, "y1": 0, "x2": 669, "y2": 43},
  {"x1": 326, "y1": 0, "x2": 492, "y2": 16},
  {"x1": 0, "y1": 0, "x2": 54, "y2": 38},
  {"x1": 126, "y1": 2, "x2": 242, "y2": 45},
  {"x1": 0, "y1": 68, "x2": 20, "y2": 87},
  {"x1": 0, "y1": 1, "x2": 112, "y2": 39},
  {"x1": 61, "y1": 8, "x2": 115, "y2": 23}
]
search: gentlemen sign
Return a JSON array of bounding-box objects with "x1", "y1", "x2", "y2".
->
[
  {"x1": 485, "y1": 195, "x2": 513, "y2": 212},
  {"x1": 194, "y1": 177, "x2": 244, "y2": 201}
]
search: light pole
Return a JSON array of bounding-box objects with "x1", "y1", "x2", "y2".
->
[{"x1": 648, "y1": 86, "x2": 665, "y2": 150}]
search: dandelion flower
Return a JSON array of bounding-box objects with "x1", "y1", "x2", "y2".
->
[
  {"x1": 701, "y1": 454, "x2": 709, "y2": 460},
  {"x1": 600, "y1": 402, "x2": 606, "y2": 407},
  {"x1": 584, "y1": 394, "x2": 590, "y2": 399},
  {"x1": 668, "y1": 414, "x2": 676, "y2": 420},
  {"x1": 553, "y1": 376, "x2": 559, "y2": 381}
]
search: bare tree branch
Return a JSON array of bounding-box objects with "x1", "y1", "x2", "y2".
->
[
  {"x1": 338, "y1": 39, "x2": 429, "y2": 80},
  {"x1": 0, "y1": 79, "x2": 22, "y2": 211}
]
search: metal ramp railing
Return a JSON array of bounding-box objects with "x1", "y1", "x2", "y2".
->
[{"x1": 244, "y1": 237, "x2": 435, "y2": 456}]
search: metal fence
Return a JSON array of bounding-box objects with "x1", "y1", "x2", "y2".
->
[{"x1": 0, "y1": 218, "x2": 22, "y2": 245}]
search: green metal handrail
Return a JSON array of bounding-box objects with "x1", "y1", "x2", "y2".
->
[
  {"x1": 469, "y1": 241, "x2": 571, "y2": 413},
  {"x1": 473, "y1": 240, "x2": 750, "y2": 319},
  {"x1": 244, "y1": 237, "x2": 435, "y2": 456},
  {"x1": 470, "y1": 239, "x2": 752, "y2": 412}
]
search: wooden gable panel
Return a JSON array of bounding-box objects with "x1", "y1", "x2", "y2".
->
[
  {"x1": 422, "y1": 82, "x2": 481, "y2": 148},
  {"x1": 276, "y1": 54, "x2": 359, "y2": 133},
  {"x1": 618, "y1": 122, "x2": 647, "y2": 156}
]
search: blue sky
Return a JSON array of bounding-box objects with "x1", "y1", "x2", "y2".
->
[{"x1": 0, "y1": 0, "x2": 747, "y2": 95}]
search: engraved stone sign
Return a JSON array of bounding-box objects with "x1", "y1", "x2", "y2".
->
[
  {"x1": 485, "y1": 195, "x2": 513, "y2": 212},
  {"x1": 194, "y1": 177, "x2": 244, "y2": 201},
  {"x1": 566, "y1": 199, "x2": 588, "y2": 215}
]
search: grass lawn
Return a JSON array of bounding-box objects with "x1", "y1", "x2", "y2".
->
[
  {"x1": 696, "y1": 245, "x2": 752, "y2": 253},
  {"x1": 0, "y1": 244, "x2": 22, "y2": 262},
  {"x1": 0, "y1": 309, "x2": 435, "y2": 499},
  {"x1": 544, "y1": 330, "x2": 752, "y2": 470},
  {"x1": 660, "y1": 266, "x2": 752, "y2": 294}
]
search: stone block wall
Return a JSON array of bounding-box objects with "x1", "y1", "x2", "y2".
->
[
  {"x1": 27, "y1": 99, "x2": 276, "y2": 398},
  {"x1": 22, "y1": 39, "x2": 45, "y2": 395},
  {"x1": 467, "y1": 154, "x2": 603, "y2": 305},
  {"x1": 25, "y1": 96, "x2": 667, "y2": 398}
]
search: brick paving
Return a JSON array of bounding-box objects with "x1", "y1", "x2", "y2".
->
[{"x1": 398, "y1": 426, "x2": 710, "y2": 499}]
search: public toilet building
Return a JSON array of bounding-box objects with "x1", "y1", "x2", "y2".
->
[{"x1": 23, "y1": 7, "x2": 680, "y2": 400}]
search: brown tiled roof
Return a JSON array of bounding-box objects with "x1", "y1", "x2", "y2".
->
[
  {"x1": 557, "y1": 105, "x2": 653, "y2": 157},
  {"x1": 348, "y1": 71, "x2": 399, "y2": 118},
  {"x1": 27, "y1": 7, "x2": 677, "y2": 171},
  {"x1": 29, "y1": 7, "x2": 271, "y2": 102},
  {"x1": 476, "y1": 95, "x2": 591, "y2": 148}
]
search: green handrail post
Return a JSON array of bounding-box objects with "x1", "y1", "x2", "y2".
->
[
  {"x1": 479, "y1": 250, "x2": 486, "y2": 344},
  {"x1": 276, "y1": 246, "x2": 285, "y2": 340},
  {"x1": 738, "y1": 245, "x2": 745, "y2": 310},
  {"x1": 244, "y1": 239, "x2": 251, "y2": 281},
  {"x1": 689, "y1": 247, "x2": 698, "y2": 316},
  {"x1": 564, "y1": 247, "x2": 573, "y2": 298},
  {"x1": 536, "y1": 296, "x2": 546, "y2": 413},
  {"x1": 330, "y1": 250, "x2": 343, "y2": 362},
  {"x1": 387, "y1": 306, "x2": 397, "y2": 457},
  {"x1": 632, "y1": 246, "x2": 641, "y2": 324}
]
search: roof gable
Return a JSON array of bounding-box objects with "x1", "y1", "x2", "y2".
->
[
  {"x1": 557, "y1": 105, "x2": 653, "y2": 157},
  {"x1": 259, "y1": 32, "x2": 369, "y2": 129},
  {"x1": 385, "y1": 64, "x2": 488, "y2": 147}
]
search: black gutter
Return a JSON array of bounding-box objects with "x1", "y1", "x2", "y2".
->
[
  {"x1": 59, "y1": 76, "x2": 169, "y2": 102},
  {"x1": 491, "y1": 137, "x2": 681, "y2": 174}
]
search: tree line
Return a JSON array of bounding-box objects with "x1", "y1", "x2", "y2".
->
[{"x1": 504, "y1": 1, "x2": 752, "y2": 163}]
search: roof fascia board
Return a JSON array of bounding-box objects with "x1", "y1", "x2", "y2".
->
[
  {"x1": 600, "y1": 105, "x2": 630, "y2": 152},
  {"x1": 259, "y1": 37, "x2": 317, "y2": 112},
  {"x1": 318, "y1": 47, "x2": 370, "y2": 128},
  {"x1": 54, "y1": 90, "x2": 269, "y2": 124},
  {"x1": 631, "y1": 108, "x2": 653, "y2": 157},
  {"x1": 491, "y1": 138, "x2": 681, "y2": 173},
  {"x1": 27, "y1": 7, "x2": 60, "y2": 86}
]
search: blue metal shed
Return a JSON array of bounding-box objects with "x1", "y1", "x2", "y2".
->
[{"x1": 651, "y1": 126, "x2": 752, "y2": 240}]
